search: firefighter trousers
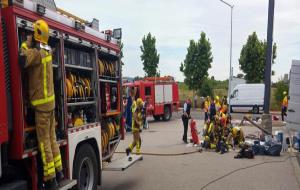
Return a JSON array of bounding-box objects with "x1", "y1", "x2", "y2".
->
[
  {"x1": 128, "y1": 130, "x2": 141, "y2": 154},
  {"x1": 35, "y1": 110, "x2": 63, "y2": 181}
]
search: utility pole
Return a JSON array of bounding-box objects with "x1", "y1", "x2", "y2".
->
[
  {"x1": 219, "y1": 0, "x2": 233, "y2": 114},
  {"x1": 262, "y1": 0, "x2": 275, "y2": 134}
]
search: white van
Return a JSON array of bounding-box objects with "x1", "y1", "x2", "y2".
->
[
  {"x1": 229, "y1": 84, "x2": 264, "y2": 114},
  {"x1": 286, "y1": 60, "x2": 300, "y2": 132}
]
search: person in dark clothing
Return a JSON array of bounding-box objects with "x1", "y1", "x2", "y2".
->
[
  {"x1": 209, "y1": 97, "x2": 216, "y2": 121},
  {"x1": 182, "y1": 98, "x2": 191, "y2": 143},
  {"x1": 125, "y1": 87, "x2": 136, "y2": 132}
]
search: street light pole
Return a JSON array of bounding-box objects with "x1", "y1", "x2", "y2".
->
[
  {"x1": 219, "y1": 0, "x2": 234, "y2": 114},
  {"x1": 262, "y1": 0, "x2": 275, "y2": 134}
]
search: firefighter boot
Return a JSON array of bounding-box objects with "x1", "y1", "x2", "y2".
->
[
  {"x1": 56, "y1": 171, "x2": 64, "y2": 184},
  {"x1": 44, "y1": 178, "x2": 58, "y2": 190},
  {"x1": 126, "y1": 148, "x2": 131, "y2": 156}
]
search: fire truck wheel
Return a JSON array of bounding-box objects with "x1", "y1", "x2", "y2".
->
[
  {"x1": 163, "y1": 106, "x2": 172, "y2": 121},
  {"x1": 153, "y1": 115, "x2": 161, "y2": 121},
  {"x1": 73, "y1": 143, "x2": 99, "y2": 190}
]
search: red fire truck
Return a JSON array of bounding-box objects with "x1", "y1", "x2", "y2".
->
[
  {"x1": 0, "y1": 1, "x2": 140, "y2": 189},
  {"x1": 123, "y1": 76, "x2": 179, "y2": 121}
]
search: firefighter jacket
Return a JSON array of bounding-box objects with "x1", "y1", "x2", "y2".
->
[
  {"x1": 282, "y1": 96, "x2": 288, "y2": 107},
  {"x1": 131, "y1": 101, "x2": 143, "y2": 132},
  {"x1": 23, "y1": 45, "x2": 55, "y2": 112}
]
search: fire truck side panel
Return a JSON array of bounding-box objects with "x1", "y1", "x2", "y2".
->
[
  {"x1": 67, "y1": 125, "x2": 102, "y2": 179},
  {"x1": 172, "y1": 82, "x2": 179, "y2": 111},
  {"x1": 0, "y1": 9, "x2": 9, "y2": 145},
  {"x1": 154, "y1": 85, "x2": 164, "y2": 104},
  {"x1": 2, "y1": 8, "x2": 25, "y2": 159},
  {"x1": 163, "y1": 84, "x2": 173, "y2": 103},
  {"x1": 154, "y1": 84, "x2": 164, "y2": 115}
]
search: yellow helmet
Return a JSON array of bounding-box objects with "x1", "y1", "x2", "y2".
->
[
  {"x1": 232, "y1": 127, "x2": 240, "y2": 137},
  {"x1": 283, "y1": 91, "x2": 287, "y2": 95},
  {"x1": 204, "y1": 136, "x2": 210, "y2": 142},
  {"x1": 215, "y1": 96, "x2": 219, "y2": 101},
  {"x1": 33, "y1": 19, "x2": 49, "y2": 44},
  {"x1": 136, "y1": 98, "x2": 143, "y2": 108}
]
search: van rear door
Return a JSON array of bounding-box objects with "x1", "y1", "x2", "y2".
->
[{"x1": 287, "y1": 60, "x2": 300, "y2": 131}]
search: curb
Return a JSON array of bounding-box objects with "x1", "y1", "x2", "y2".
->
[{"x1": 289, "y1": 150, "x2": 300, "y2": 189}]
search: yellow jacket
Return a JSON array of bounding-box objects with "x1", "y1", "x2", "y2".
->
[
  {"x1": 23, "y1": 45, "x2": 55, "y2": 112},
  {"x1": 131, "y1": 101, "x2": 143, "y2": 132},
  {"x1": 282, "y1": 96, "x2": 288, "y2": 107}
]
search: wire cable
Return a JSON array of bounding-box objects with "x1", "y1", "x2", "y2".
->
[{"x1": 199, "y1": 155, "x2": 296, "y2": 190}]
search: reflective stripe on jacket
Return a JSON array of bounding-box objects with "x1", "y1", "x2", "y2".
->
[{"x1": 25, "y1": 47, "x2": 55, "y2": 111}]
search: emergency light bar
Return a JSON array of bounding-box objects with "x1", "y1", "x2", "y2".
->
[{"x1": 17, "y1": 0, "x2": 118, "y2": 45}]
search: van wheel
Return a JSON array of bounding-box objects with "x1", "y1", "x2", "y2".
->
[
  {"x1": 253, "y1": 106, "x2": 259, "y2": 114},
  {"x1": 73, "y1": 144, "x2": 98, "y2": 190},
  {"x1": 153, "y1": 115, "x2": 161, "y2": 121},
  {"x1": 163, "y1": 106, "x2": 172, "y2": 121}
]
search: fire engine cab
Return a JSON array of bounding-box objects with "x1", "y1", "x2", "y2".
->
[
  {"x1": 0, "y1": 0, "x2": 141, "y2": 189},
  {"x1": 123, "y1": 76, "x2": 179, "y2": 121}
]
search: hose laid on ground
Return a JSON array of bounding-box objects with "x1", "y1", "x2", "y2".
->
[
  {"x1": 199, "y1": 155, "x2": 297, "y2": 190},
  {"x1": 114, "y1": 148, "x2": 202, "y2": 156}
]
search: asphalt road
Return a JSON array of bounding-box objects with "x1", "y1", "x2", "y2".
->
[{"x1": 100, "y1": 116, "x2": 299, "y2": 190}]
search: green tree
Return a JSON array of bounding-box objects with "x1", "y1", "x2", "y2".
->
[
  {"x1": 239, "y1": 32, "x2": 277, "y2": 83},
  {"x1": 275, "y1": 80, "x2": 289, "y2": 106},
  {"x1": 198, "y1": 79, "x2": 214, "y2": 97},
  {"x1": 180, "y1": 32, "x2": 213, "y2": 93},
  {"x1": 140, "y1": 33, "x2": 160, "y2": 77}
]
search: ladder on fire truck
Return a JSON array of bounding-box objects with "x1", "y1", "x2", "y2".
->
[{"x1": 144, "y1": 76, "x2": 175, "y2": 83}]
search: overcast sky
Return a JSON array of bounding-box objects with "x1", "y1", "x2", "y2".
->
[{"x1": 55, "y1": 0, "x2": 300, "y2": 82}]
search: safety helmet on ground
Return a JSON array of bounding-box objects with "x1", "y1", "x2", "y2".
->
[
  {"x1": 283, "y1": 91, "x2": 287, "y2": 95},
  {"x1": 136, "y1": 98, "x2": 143, "y2": 108},
  {"x1": 33, "y1": 19, "x2": 49, "y2": 44}
]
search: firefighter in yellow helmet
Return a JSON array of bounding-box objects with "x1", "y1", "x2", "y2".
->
[
  {"x1": 19, "y1": 20, "x2": 63, "y2": 189},
  {"x1": 227, "y1": 126, "x2": 245, "y2": 149},
  {"x1": 126, "y1": 98, "x2": 144, "y2": 156},
  {"x1": 203, "y1": 96, "x2": 210, "y2": 123},
  {"x1": 281, "y1": 91, "x2": 288, "y2": 121},
  {"x1": 215, "y1": 95, "x2": 221, "y2": 113}
]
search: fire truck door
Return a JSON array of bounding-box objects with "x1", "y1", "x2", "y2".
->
[
  {"x1": 0, "y1": 10, "x2": 9, "y2": 145},
  {"x1": 144, "y1": 85, "x2": 154, "y2": 114}
]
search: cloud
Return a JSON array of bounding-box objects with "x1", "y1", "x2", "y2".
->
[{"x1": 55, "y1": 0, "x2": 300, "y2": 82}]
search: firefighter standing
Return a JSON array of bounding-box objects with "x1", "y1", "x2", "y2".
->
[
  {"x1": 204, "y1": 96, "x2": 210, "y2": 123},
  {"x1": 20, "y1": 20, "x2": 63, "y2": 189},
  {"x1": 215, "y1": 96, "x2": 221, "y2": 113},
  {"x1": 182, "y1": 98, "x2": 191, "y2": 143},
  {"x1": 126, "y1": 98, "x2": 144, "y2": 155},
  {"x1": 281, "y1": 91, "x2": 288, "y2": 121}
]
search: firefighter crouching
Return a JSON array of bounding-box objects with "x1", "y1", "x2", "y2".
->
[
  {"x1": 227, "y1": 126, "x2": 245, "y2": 149},
  {"x1": 19, "y1": 20, "x2": 63, "y2": 190},
  {"x1": 126, "y1": 98, "x2": 144, "y2": 156}
]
